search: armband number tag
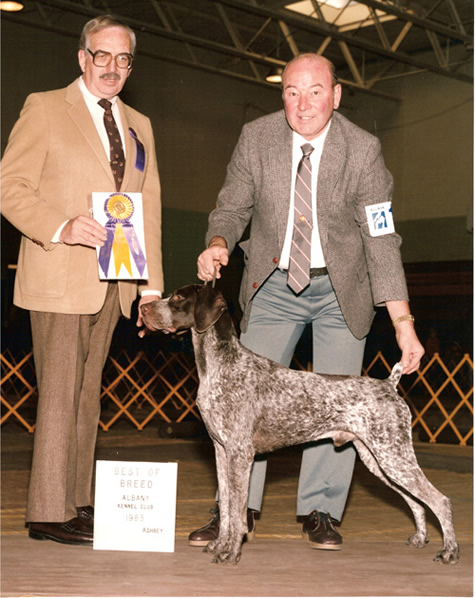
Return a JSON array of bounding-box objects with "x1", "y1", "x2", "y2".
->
[{"x1": 365, "y1": 202, "x2": 395, "y2": 237}]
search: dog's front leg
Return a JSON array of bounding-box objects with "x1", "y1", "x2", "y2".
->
[
  {"x1": 210, "y1": 447, "x2": 253, "y2": 565},
  {"x1": 227, "y1": 452, "x2": 253, "y2": 564},
  {"x1": 206, "y1": 441, "x2": 230, "y2": 559}
]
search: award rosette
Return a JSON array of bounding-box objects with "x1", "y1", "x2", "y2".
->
[{"x1": 92, "y1": 192, "x2": 148, "y2": 280}]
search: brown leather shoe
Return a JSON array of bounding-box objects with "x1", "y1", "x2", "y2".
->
[
  {"x1": 188, "y1": 506, "x2": 257, "y2": 547},
  {"x1": 76, "y1": 506, "x2": 94, "y2": 532},
  {"x1": 302, "y1": 511, "x2": 342, "y2": 550},
  {"x1": 29, "y1": 517, "x2": 93, "y2": 545}
]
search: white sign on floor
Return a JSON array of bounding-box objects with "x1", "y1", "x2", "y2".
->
[{"x1": 93, "y1": 460, "x2": 177, "y2": 552}]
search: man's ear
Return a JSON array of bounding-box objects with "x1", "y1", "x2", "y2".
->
[
  {"x1": 78, "y1": 49, "x2": 86, "y2": 73},
  {"x1": 333, "y1": 83, "x2": 342, "y2": 110}
]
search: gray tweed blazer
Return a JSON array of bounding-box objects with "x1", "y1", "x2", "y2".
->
[{"x1": 206, "y1": 109, "x2": 409, "y2": 339}]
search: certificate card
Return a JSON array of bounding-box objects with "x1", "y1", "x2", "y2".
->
[
  {"x1": 93, "y1": 460, "x2": 177, "y2": 553},
  {"x1": 92, "y1": 192, "x2": 148, "y2": 280}
]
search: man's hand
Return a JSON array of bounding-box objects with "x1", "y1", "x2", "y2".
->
[
  {"x1": 394, "y1": 322, "x2": 425, "y2": 375},
  {"x1": 137, "y1": 295, "x2": 161, "y2": 338},
  {"x1": 386, "y1": 301, "x2": 424, "y2": 375},
  {"x1": 197, "y1": 237, "x2": 229, "y2": 282},
  {"x1": 60, "y1": 215, "x2": 107, "y2": 247}
]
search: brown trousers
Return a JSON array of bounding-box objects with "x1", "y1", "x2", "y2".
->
[{"x1": 27, "y1": 284, "x2": 121, "y2": 522}]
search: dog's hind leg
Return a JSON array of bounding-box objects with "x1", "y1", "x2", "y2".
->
[
  {"x1": 353, "y1": 439, "x2": 428, "y2": 546},
  {"x1": 354, "y1": 439, "x2": 459, "y2": 565}
]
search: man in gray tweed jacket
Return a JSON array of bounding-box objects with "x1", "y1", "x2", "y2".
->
[{"x1": 192, "y1": 53, "x2": 424, "y2": 551}]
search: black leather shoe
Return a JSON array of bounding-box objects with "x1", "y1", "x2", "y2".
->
[
  {"x1": 302, "y1": 511, "x2": 342, "y2": 550},
  {"x1": 29, "y1": 518, "x2": 93, "y2": 545},
  {"x1": 76, "y1": 506, "x2": 94, "y2": 532},
  {"x1": 188, "y1": 506, "x2": 257, "y2": 547}
]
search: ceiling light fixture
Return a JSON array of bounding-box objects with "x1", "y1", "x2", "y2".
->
[
  {"x1": 265, "y1": 66, "x2": 284, "y2": 84},
  {"x1": 323, "y1": 0, "x2": 358, "y2": 7},
  {"x1": 0, "y1": 1, "x2": 24, "y2": 11},
  {"x1": 286, "y1": 1, "x2": 396, "y2": 32}
]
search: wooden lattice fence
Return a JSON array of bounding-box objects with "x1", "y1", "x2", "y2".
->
[{"x1": 1, "y1": 348, "x2": 473, "y2": 445}]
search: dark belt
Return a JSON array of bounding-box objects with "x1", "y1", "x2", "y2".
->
[{"x1": 310, "y1": 267, "x2": 328, "y2": 278}]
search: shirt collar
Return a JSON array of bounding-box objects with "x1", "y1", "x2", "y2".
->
[
  {"x1": 293, "y1": 117, "x2": 332, "y2": 153},
  {"x1": 78, "y1": 76, "x2": 118, "y2": 106}
]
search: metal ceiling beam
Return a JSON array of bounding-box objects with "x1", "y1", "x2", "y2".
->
[
  {"x1": 2, "y1": 8, "x2": 399, "y2": 101},
  {"x1": 2, "y1": 0, "x2": 285, "y2": 68},
  {"x1": 212, "y1": 0, "x2": 472, "y2": 83},
  {"x1": 2, "y1": 0, "x2": 472, "y2": 98},
  {"x1": 446, "y1": 0, "x2": 468, "y2": 35},
  {"x1": 347, "y1": 0, "x2": 472, "y2": 43},
  {"x1": 215, "y1": 2, "x2": 263, "y2": 80}
]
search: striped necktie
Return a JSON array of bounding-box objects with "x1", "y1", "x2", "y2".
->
[
  {"x1": 287, "y1": 143, "x2": 314, "y2": 294},
  {"x1": 98, "y1": 99, "x2": 125, "y2": 191}
]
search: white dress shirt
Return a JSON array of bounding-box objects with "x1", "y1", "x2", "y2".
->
[{"x1": 279, "y1": 121, "x2": 331, "y2": 270}]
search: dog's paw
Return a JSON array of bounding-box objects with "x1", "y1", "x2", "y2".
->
[
  {"x1": 433, "y1": 544, "x2": 460, "y2": 565},
  {"x1": 211, "y1": 549, "x2": 241, "y2": 565},
  {"x1": 204, "y1": 539, "x2": 218, "y2": 555},
  {"x1": 205, "y1": 538, "x2": 242, "y2": 564},
  {"x1": 406, "y1": 532, "x2": 429, "y2": 549}
]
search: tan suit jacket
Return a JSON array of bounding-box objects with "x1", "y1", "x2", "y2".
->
[
  {"x1": 206, "y1": 110, "x2": 409, "y2": 338},
  {"x1": 1, "y1": 79, "x2": 163, "y2": 317}
]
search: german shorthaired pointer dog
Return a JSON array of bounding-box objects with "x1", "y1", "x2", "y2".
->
[{"x1": 141, "y1": 284, "x2": 459, "y2": 566}]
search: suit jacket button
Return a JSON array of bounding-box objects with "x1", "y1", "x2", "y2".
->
[
  {"x1": 272, "y1": 257, "x2": 278, "y2": 264},
  {"x1": 252, "y1": 282, "x2": 258, "y2": 289}
]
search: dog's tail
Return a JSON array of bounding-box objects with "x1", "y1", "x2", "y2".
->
[{"x1": 388, "y1": 362, "x2": 404, "y2": 388}]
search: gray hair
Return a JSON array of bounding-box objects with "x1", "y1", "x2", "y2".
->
[{"x1": 79, "y1": 14, "x2": 136, "y2": 55}]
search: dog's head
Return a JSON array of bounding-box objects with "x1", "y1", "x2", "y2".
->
[{"x1": 140, "y1": 284, "x2": 228, "y2": 334}]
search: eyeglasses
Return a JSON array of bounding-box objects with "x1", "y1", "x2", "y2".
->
[{"x1": 86, "y1": 48, "x2": 134, "y2": 70}]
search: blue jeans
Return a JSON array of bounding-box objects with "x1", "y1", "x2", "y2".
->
[{"x1": 240, "y1": 269, "x2": 366, "y2": 520}]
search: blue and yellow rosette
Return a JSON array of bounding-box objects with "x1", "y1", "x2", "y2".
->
[{"x1": 98, "y1": 193, "x2": 146, "y2": 278}]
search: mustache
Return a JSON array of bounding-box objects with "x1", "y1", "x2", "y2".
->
[{"x1": 100, "y1": 72, "x2": 121, "y2": 81}]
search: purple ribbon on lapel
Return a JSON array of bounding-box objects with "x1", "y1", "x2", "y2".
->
[
  {"x1": 129, "y1": 127, "x2": 145, "y2": 172},
  {"x1": 98, "y1": 193, "x2": 147, "y2": 278}
]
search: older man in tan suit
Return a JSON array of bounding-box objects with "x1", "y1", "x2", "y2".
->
[{"x1": 1, "y1": 15, "x2": 163, "y2": 545}]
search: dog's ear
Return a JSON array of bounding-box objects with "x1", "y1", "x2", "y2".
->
[{"x1": 194, "y1": 285, "x2": 228, "y2": 333}]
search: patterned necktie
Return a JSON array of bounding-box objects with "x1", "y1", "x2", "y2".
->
[
  {"x1": 287, "y1": 143, "x2": 314, "y2": 294},
  {"x1": 98, "y1": 99, "x2": 125, "y2": 191}
]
